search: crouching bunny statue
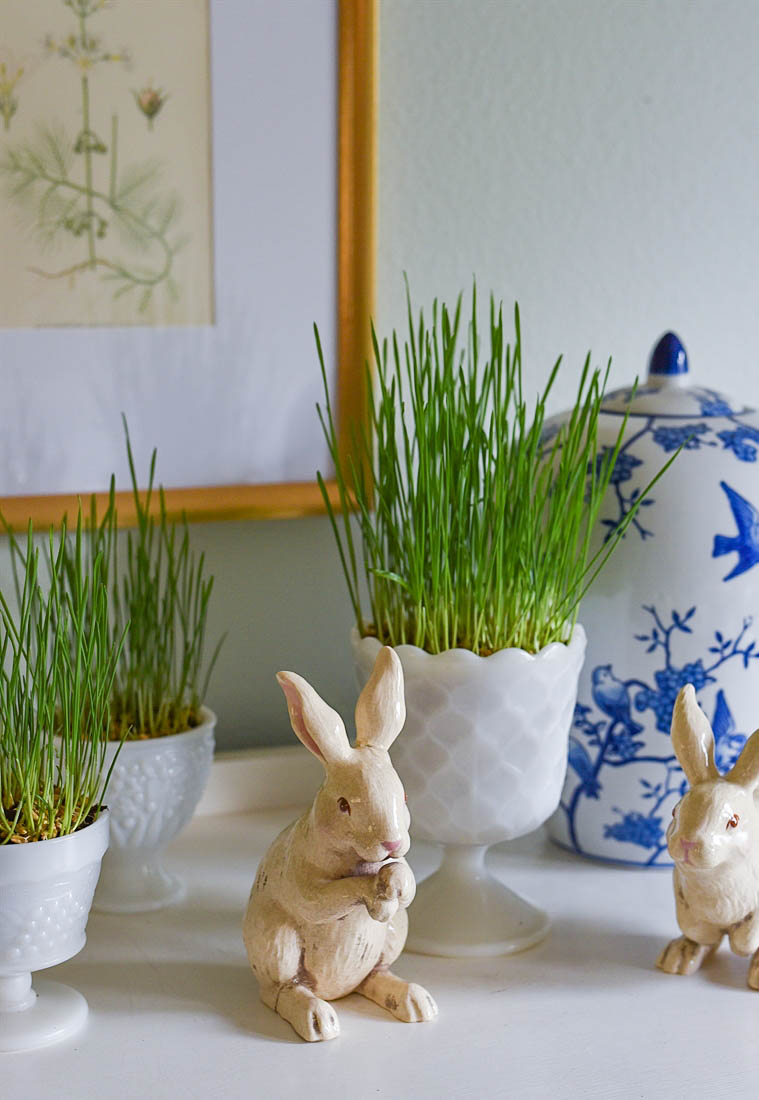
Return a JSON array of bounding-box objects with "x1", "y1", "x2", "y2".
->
[
  {"x1": 657, "y1": 683, "x2": 759, "y2": 989},
  {"x1": 243, "y1": 647, "x2": 438, "y2": 1041}
]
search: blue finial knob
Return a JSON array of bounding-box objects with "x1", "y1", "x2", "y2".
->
[{"x1": 649, "y1": 331, "x2": 688, "y2": 376}]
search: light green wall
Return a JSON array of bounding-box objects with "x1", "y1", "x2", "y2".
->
[
  {"x1": 0, "y1": 517, "x2": 355, "y2": 751},
  {"x1": 161, "y1": 518, "x2": 357, "y2": 750}
]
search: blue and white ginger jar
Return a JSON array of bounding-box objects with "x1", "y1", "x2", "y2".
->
[{"x1": 547, "y1": 332, "x2": 759, "y2": 866}]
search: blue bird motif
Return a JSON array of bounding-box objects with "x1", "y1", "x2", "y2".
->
[
  {"x1": 567, "y1": 737, "x2": 601, "y2": 798},
  {"x1": 591, "y1": 666, "x2": 644, "y2": 734},
  {"x1": 710, "y1": 689, "x2": 747, "y2": 772},
  {"x1": 713, "y1": 480, "x2": 759, "y2": 580}
]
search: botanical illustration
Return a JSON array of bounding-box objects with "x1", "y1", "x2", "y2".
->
[
  {"x1": 561, "y1": 604, "x2": 759, "y2": 864},
  {"x1": 0, "y1": 52, "x2": 25, "y2": 131},
  {"x1": 0, "y1": 0, "x2": 212, "y2": 326}
]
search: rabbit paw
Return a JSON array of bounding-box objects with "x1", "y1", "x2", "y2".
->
[
  {"x1": 303, "y1": 999, "x2": 341, "y2": 1042},
  {"x1": 748, "y1": 950, "x2": 759, "y2": 991},
  {"x1": 276, "y1": 985, "x2": 341, "y2": 1042},
  {"x1": 366, "y1": 894, "x2": 399, "y2": 923},
  {"x1": 357, "y1": 970, "x2": 438, "y2": 1023},
  {"x1": 656, "y1": 935, "x2": 714, "y2": 976},
  {"x1": 378, "y1": 860, "x2": 415, "y2": 907},
  {"x1": 390, "y1": 981, "x2": 439, "y2": 1023},
  {"x1": 365, "y1": 863, "x2": 412, "y2": 922}
]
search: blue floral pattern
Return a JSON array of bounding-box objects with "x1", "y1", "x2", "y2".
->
[
  {"x1": 559, "y1": 605, "x2": 758, "y2": 864},
  {"x1": 592, "y1": 447, "x2": 642, "y2": 484},
  {"x1": 696, "y1": 389, "x2": 740, "y2": 417},
  {"x1": 717, "y1": 425, "x2": 759, "y2": 462},
  {"x1": 604, "y1": 810, "x2": 665, "y2": 850},
  {"x1": 597, "y1": 400, "x2": 759, "y2": 542},
  {"x1": 651, "y1": 423, "x2": 710, "y2": 452}
]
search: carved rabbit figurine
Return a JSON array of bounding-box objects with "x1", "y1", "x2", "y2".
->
[
  {"x1": 243, "y1": 646, "x2": 438, "y2": 1041},
  {"x1": 657, "y1": 682, "x2": 759, "y2": 988}
]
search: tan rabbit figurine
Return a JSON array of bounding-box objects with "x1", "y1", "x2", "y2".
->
[
  {"x1": 242, "y1": 646, "x2": 438, "y2": 1041},
  {"x1": 657, "y1": 683, "x2": 759, "y2": 988}
]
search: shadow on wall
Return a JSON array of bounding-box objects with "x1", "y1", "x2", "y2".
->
[
  {"x1": 169, "y1": 515, "x2": 357, "y2": 752},
  {"x1": 0, "y1": 513, "x2": 356, "y2": 753}
]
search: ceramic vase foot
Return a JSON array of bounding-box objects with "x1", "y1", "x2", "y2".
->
[
  {"x1": 0, "y1": 975, "x2": 88, "y2": 1052},
  {"x1": 405, "y1": 844, "x2": 550, "y2": 957},
  {"x1": 94, "y1": 855, "x2": 185, "y2": 913}
]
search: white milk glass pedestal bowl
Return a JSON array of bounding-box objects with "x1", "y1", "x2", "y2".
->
[
  {"x1": 95, "y1": 709, "x2": 215, "y2": 913},
  {"x1": 0, "y1": 811, "x2": 109, "y2": 1052},
  {"x1": 354, "y1": 627, "x2": 586, "y2": 956}
]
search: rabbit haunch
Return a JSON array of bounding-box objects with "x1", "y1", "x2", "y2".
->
[
  {"x1": 657, "y1": 683, "x2": 759, "y2": 989},
  {"x1": 242, "y1": 646, "x2": 438, "y2": 1042}
]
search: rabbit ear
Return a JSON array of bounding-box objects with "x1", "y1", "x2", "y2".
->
[
  {"x1": 277, "y1": 671, "x2": 351, "y2": 766},
  {"x1": 670, "y1": 684, "x2": 718, "y2": 785},
  {"x1": 726, "y1": 727, "x2": 759, "y2": 790},
  {"x1": 355, "y1": 646, "x2": 406, "y2": 750}
]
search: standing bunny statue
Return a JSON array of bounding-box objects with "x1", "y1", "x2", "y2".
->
[
  {"x1": 243, "y1": 646, "x2": 438, "y2": 1041},
  {"x1": 657, "y1": 683, "x2": 759, "y2": 988}
]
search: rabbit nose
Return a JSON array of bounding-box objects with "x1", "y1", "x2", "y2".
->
[
  {"x1": 680, "y1": 838, "x2": 697, "y2": 863},
  {"x1": 382, "y1": 840, "x2": 401, "y2": 852}
]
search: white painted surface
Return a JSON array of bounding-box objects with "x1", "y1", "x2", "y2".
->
[
  {"x1": 196, "y1": 745, "x2": 322, "y2": 816},
  {"x1": 5, "y1": 809, "x2": 759, "y2": 1097}
]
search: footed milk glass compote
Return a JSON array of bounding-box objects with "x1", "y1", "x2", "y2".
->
[
  {"x1": 94, "y1": 710, "x2": 216, "y2": 912},
  {"x1": 354, "y1": 626, "x2": 586, "y2": 956},
  {"x1": 322, "y1": 285, "x2": 651, "y2": 954},
  {"x1": 0, "y1": 812, "x2": 109, "y2": 1052}
]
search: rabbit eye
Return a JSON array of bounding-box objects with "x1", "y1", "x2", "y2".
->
[
  {"x1": 338, "y1": 797, "x2": 351, "y2": 815},
  {"x1": 404, "y1": 791, "x2": 408, "y2": 803},
  {"x1": 727, "y1": 813, "x2": 740, "y2": 830}
]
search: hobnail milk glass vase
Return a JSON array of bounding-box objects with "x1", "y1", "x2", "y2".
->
[
  {"x1": 353, "y1": 626, "x2": 586, "y2": 956},
  {"x1": 94, "y1": 709, "x2": 215, "y2": 913},
  {"x1": 0, "y1": 811, "x2": 109, "y2": 1052}
]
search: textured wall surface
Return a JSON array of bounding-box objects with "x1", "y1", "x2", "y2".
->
[
  {"x1": 378, "y1": 0, "x2": 759, "y2": 411},
  {"x1": 3, "y1": 0, "x2": 759, "y2": 748}
]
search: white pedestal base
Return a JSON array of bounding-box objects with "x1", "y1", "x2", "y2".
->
[
  {"x1": 94, "y1": 855, "x2": 186, "y2": 913},
  {"x1": 0, "y1": 977, "x2": 88, "y2": 1052},
  {"x1": 406, "y1": 844, "x2": 550, "y2": 957}
]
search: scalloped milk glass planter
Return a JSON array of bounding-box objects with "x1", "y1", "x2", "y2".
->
[
  {"x1": 94, "y1": 709, "x2": 215, "y2": 913},
  {"x1": 353, "y1": 626, "x2": 586, "y2": 956},
  {"x1": 0, "y1": 811, "x2": 109, "y2": 1052}
]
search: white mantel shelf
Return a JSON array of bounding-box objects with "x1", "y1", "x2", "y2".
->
[{"x1": 5, "y1": 789, "x2": 759, "y2": 1097}]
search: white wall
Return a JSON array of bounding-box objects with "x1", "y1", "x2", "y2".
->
[
  {"x1": 378, "y1": 0, "x2": 759, "y2": 413},
  {"x1": 4, "y1": 0, "x2": 759, "y2": 748}
]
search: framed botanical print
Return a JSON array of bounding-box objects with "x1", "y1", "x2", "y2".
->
[{"x1": 0, "y1": 0, "x2": 376, "y2": 525}]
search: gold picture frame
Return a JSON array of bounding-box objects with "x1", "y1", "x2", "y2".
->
[{"x1": 0, "y1": 0, "x2": 376, "y2": 528}]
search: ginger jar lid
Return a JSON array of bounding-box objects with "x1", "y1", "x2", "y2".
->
[{"x1": 600, "y1": 332, "x2": 754, "y2": 419}]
